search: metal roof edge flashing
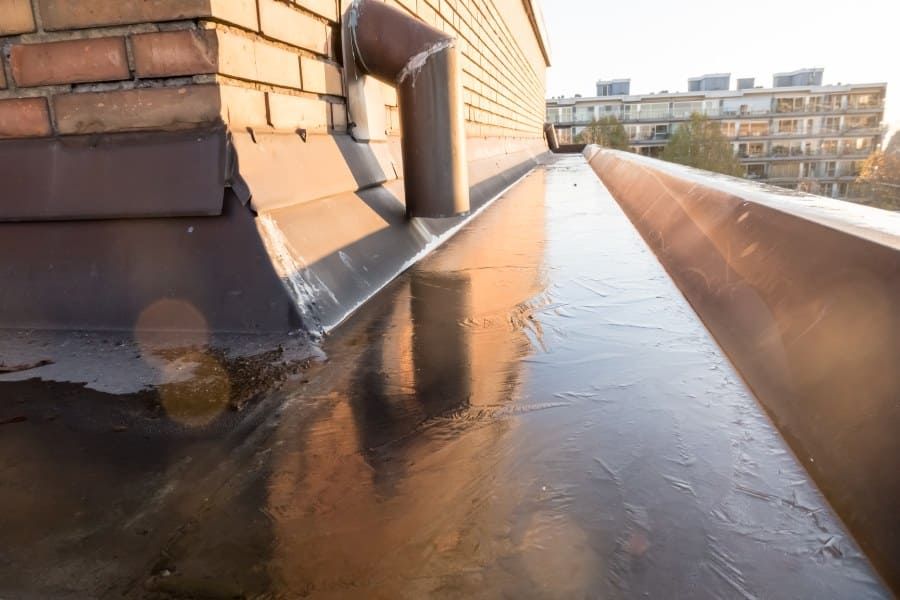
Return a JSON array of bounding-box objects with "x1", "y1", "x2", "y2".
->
[{"x1": 0, "y1": 126, "x2": 228, "y2": 222}]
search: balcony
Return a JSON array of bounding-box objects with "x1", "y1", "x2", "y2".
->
[
  {"x1": 552, "y1": 102, "x2": 885, "y2": 128},
  {"x1": 739, "y1": 147, "x2": 872, "y2": 160},
  {"x1": 629, "y1": 133, "x2": 671, "y2": 145}
]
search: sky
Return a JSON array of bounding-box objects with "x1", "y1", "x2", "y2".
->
[{"x1": 542, "y1": 0, "x2": 900, "y2": 139}]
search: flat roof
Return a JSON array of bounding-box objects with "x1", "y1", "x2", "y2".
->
[{"x1": 688, "y1": 73, "x2": 731, "y2": 80}]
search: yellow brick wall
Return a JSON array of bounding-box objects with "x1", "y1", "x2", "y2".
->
[
  {"x1": 383, "y1": 0, "x2": 547, "y2": 139},
  {"x1": 0, "y1": 0, "x2": 548, "y2": 139}
]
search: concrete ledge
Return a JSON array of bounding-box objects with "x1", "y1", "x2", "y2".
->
[{"x1": 584, "y1": 146, "x2": 900, "y2": 591}]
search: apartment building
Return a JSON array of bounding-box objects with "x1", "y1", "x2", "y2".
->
[{"x1": 546, "y1": 69, "x2": 886, "y2": 198}]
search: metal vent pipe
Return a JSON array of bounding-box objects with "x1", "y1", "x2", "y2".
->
[
  {"x1": 544, "y1": 123, "x2": 559, "y2": 152},
  {"x1": 349, "y1": 0, "x2": 469, "y2": 218}
]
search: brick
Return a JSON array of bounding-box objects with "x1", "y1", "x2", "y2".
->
[
  {"x1": 0, "y1": 0, "x2": 35, "y2": 35},
  {"x1": 293, "y1": 0, "x2": 339, "y2": 22},
  {"x1": 0, "y1": 97, "x2": 52, "y2": 139},
  {"x1": 132, "y1": 30, "x2": 218, "y2": 78},
  {"x1": 54, "y1": 85, "x2": 220, "y2": 135},
  {"x1": 259, "y1": 0, "x2": 329, "y2": 54},
  {"x1": 38, "y1": 0, "x2": 257, "y2": 31},
  {"x1": 207, "y1": 0, "x2": 259, "y2": 31},
  {"x1": 219, "y1": 84, "x2": 268, "y2": 127},
  {"x1": 38, "y1": 0, "x2": 208, "y2": 30},
  {"x1": 10, "y1": 38, "x2": 129, "y2": 88},
  {"x1": 266, "y1": 92, "x2": 329, "y2": 131},
  {"x1": 216, "y1": 30, "x2": 302, "y2": 90},
  {"x1": 300, "y1": 56, "x2": 342, "y2": 95},
  {"x1": 0, "y1": 57, "x2": 6, "y2": 89},
  {"x1": 254, "y1": 41, "x2": 303, "y2": 90}
]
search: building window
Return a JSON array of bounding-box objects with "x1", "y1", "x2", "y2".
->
[
  {"x1": 777, "y1": 119, "x2": 799, "y2": 134},
  {"x1": 822, "y1": 95, "x2": 843, "y2": 111},
  {"x1": 746, "y1": 164, "x2": 767, "y2": 179},
  {"x1": 775, "y1": 97, "x2": 804, "y2": 113},
  {"x1": 821, "y1": 140, "x2": 838, "y2": 155},
  {"x1": 825, "y1": 162, "x2": 837, "y2": 177},
  {"x1": 738, "y1": 121, "x2": 768, "y2": 137},
  {"x1": 850, "y1": 94, "x2": 881, "y2": 109},
  {"x1": 770, "y1": 162, "x2": 801, "y2": 179}
]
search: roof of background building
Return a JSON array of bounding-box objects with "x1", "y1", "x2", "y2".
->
[{"x1": 546, "y1": 82, "x2": 887, "y2": 106}]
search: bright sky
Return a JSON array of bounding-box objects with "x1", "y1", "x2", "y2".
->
[{"x1": 543, "y1": 0, "x2": 899, "y2": 138}]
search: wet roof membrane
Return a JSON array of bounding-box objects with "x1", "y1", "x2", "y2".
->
[{"x1": 0, "y1": 156, "x2": 889, "y2": 598}]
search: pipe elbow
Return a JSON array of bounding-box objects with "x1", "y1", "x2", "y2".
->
[
  {"x1": 349, "y1": 0, "x2": 469, "y2": 219},
  {"x1": 544, "y1": 123, "x2": 560, "y2": 152}
]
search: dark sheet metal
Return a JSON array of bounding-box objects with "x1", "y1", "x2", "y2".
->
[
  {"x1": 350, "y1": 0, "x2": 469, "y2": 218},
  {"x1": 0, "y1": 191, "x2": 302, "y2": 333},
  {"x1": 544, "y1": 122, "x2": 559, "y2": 151},
  {"x1": 0, "y1": 126, "x2": 227, "y2": 222}
]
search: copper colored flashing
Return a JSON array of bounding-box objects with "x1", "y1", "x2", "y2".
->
[
  {"x1": 585, "y1": 147, "x2": 900, "y2": 593},
  {"x1": 349, "y1": 0, "x2": 469, "y2": 218}
]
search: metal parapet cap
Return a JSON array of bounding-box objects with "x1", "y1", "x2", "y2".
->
[{"x1": 349, "y1": 0, "x2": 470, "y2": 218}]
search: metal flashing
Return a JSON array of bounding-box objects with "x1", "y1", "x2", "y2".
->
[{"x1": 0, "y1": 126, "x2": 227, "y2": 222}]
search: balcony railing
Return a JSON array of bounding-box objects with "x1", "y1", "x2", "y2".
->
[
  {"x1": 551, "y1": 103, "x2": 885, "y2": 127},
  {"x1": 738, "y1": 148, "x2": 871, "y2": 160}
]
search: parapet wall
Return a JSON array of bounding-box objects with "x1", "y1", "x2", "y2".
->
[
  {"x1": 585, "y1": 146, "x2": 900, "y2": 592},
  {"x1": 0, "y1": 0, "x2": 547, "y2": 140}
]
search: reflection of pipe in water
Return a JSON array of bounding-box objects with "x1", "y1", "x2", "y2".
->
[
  {"x1": 264, "y1": 170, "x2": 552, "y2": 594},
  {"x1": 410, "y1": 272, "x2": 472, "y2": 418}
]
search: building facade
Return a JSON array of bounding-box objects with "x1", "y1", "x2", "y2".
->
[{"x1": 547, "y1": 69, "x2": 886, "y2": 198}]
